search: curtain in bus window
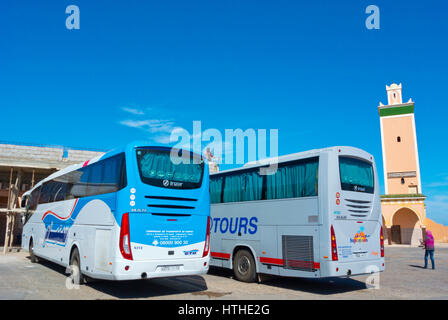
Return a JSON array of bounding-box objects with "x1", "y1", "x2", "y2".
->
[
  {"x1": 339, "y1": 157, "x2": 373, "y2": 189},
  {"x1": 139, "y1": 151, "x2": 202, "y2": 183},
  {"x1": 223, "y1": 171, "x2": 263, "y2": 203},
  {"x1": 266, "y1": 160, "x2": 318, "y2": 200},
  {"x1": 210, "y1": 176, "x2": 223, "y2": 204},
  {"x1": 244, "y1": 171, "x2": 263, "y2": 201}
]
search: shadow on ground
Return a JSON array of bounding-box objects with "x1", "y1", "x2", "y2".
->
[
  {"x1": 28, "y1": 255, "x2": 208, "y2": 299},
  {"x1": 409, "y1": 264, "x2": 427, "y2": 269},
  {"x1": 88, "y1": 276, "x2": 208, "y2": 299},
  {"x1": 208, "y1": 266, "x2": 368, "y2": 295}
]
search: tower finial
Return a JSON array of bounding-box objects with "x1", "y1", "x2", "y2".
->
[{"x1": 386, "y1": 83, "x2": 403, "y2": 105}]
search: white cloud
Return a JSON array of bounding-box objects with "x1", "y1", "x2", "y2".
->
[
  {"x1": 121, "y1": 107, "x2": 145, "y2": 115},
  {"x1": 153, "y1": 134, "x2": 173, "y2": 144},
  {"x1": 120, "y1": 119, "x2": 175, "y2": 134}
]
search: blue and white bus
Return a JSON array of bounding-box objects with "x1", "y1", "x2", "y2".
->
[
  {"x1": 21, "y1": 141, "x2": 211, "y2": 284},
  {"x1": 209, "y1": 146, "x2": 385, "y2": 282}
]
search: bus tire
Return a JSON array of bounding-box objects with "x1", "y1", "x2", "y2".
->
[
  {"x1": 69, "y1": 247, "x2": 85, "y2": 285},
  {"x1": 29, "y1": 238, "x2": 39, "y2": 263},
  {"x1": 233, "y1": 249, "x2": 257, "y2": 283}
]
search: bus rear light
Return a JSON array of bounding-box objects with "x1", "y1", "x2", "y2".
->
[
  {"x1": 331, "y1": 225, "x2": 338, "y2": 261},
  {"x1": 203, "y1": 216, "x2": 211, "y2": 257},
  {"x1": 380, "y1": 227, "x2": 385, "y2": 257},
  {"x1": 120, "y1": 213, "x2": 133, "y2": 260}
]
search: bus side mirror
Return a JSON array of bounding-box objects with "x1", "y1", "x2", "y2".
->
[{"x1": 21, "y1": 196, "x2": 28, "y2": 209}]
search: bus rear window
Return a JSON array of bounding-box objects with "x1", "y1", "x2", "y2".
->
[
  {"x1": 136, "y1": 148, "x2": 204, "y2": 189},
  {"x1": 339, "y1": 156, "x2": 374, "y2": 194}
]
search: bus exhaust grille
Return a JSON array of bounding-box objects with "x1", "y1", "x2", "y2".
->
[{"x1": 282, "y1": 235, "x2": 316, "y2": 272}]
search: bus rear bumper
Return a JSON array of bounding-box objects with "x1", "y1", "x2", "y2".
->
[
  {"x1": 320, "y1": 259, "x2": 385, "y2": 278},
  {"x1": 108, "y1": 256, "x2": 210, "y2": 281}
]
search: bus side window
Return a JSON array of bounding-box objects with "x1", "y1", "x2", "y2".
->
[
  {"x1": 53, "y1": 182, "x2": 68, "y2": 202},
  {"x1": 24, "y1": 186, "x2": 41, "y2": 223},
  {"x1": 38, "y1": 182, "x2": 54, "y2": 204},
  {"x1": 65, "y1": 184, "x2": 75, "y2": 200}
]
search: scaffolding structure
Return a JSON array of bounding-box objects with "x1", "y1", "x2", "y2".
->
[{"x1": 0, "y1": 142, "x2": 106, "y2": 254}]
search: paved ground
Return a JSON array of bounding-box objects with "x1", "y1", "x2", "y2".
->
[{"x1": 0, "y1": 245, "x2": 447, "y2": 300}]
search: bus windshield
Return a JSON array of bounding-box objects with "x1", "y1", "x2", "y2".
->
[
  {"x1": 339, "y1": 156, "x2": 374, "y2": 193},
  {"x1": 136, "y1": 148, "x2": 204, "y2": 189}
]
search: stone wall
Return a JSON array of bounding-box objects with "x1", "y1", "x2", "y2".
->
[{"x1": 0, "y1": 143, "x2": 105, "y2": 167}]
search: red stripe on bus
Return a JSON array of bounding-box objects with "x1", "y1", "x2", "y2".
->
[
  {"x1": 83, "y1": 160, "x2": 90, "y2": 167},
  {"x1": 260, "y1": 257, "x2": 320, "y2": 270},
  {"x1": 41, "y1": 198, "x2": 79, "y2": 221},
  {"x1": 259, "y1": 257, "x2": 283, "y2": 265},
  {"x1": 211, "y1": 252, "x2": 231, "y2": 260},
  {"x1": 286, "y1": 259, "x2": 321, "y2": 270}
]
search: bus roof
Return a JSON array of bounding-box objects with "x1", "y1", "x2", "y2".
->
[{"x1": 210, "y1": 146, "x2": 373, "y2": 176}]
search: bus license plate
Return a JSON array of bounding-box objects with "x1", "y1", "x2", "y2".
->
[{"x1": 159, "y1": 265, "x2": 181, "y2": 272}]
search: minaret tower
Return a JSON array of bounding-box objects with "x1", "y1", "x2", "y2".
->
[
  {"x1": 378, "y1": 83, "x2": 426, "y2": 245},
  {"x1": 379, "y1": 83, "x2": 421, "y2": 194}
]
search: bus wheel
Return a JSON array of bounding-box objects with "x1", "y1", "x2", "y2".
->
[
  {"x1": 233, "y1": 249, "x2": 257, "y2": 283},
  {"x1": 69, "y1": 248, "x2": 85, "y2": 285},
  {"x1": 29, "y1": 238, "x2": 39, "y2": 263}
]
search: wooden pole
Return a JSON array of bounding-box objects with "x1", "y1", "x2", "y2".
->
[
  {"x1": 3, "y1": 168, "x2": 13, "y2": 254},
  {"x1": 8, "y1": 170, "x2": 22, "y2": 248},
  {"x1": 8, "y1": 214, "x2": 15, "y2": 249},
  {"x1": 31, "y1": 169, "x2": 35, "y2": 188}
]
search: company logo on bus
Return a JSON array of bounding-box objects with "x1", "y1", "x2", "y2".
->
[
  {"x1": 183, "y1": 249, "x2": 199, "y2": 256},
  {"x1": 350, "y1": 227, "x2": 370, "y2": 243},
  {"x1": 162, "y1": 180, "x2": 184, "y2": 188}
]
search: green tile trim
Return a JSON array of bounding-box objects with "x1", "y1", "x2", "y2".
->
[{"x1": 379, "y1": 104, "x2": 414, "y2": 117}]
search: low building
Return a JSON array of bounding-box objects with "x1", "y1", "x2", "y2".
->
[{"x1": 0, "y1": 142, "x2": 106, "y2": 247}]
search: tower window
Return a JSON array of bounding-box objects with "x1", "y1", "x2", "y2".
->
[
  {"x1": 397, "y1": 136, "x2": 401, "y2": 142},
  {"x1": 401, "y1": 178, "x2": 405, "y2": 184}
]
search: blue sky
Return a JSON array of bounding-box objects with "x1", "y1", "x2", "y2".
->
[{"x1": 1, "y1": 1, "x2": 448, "y2": 224}]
